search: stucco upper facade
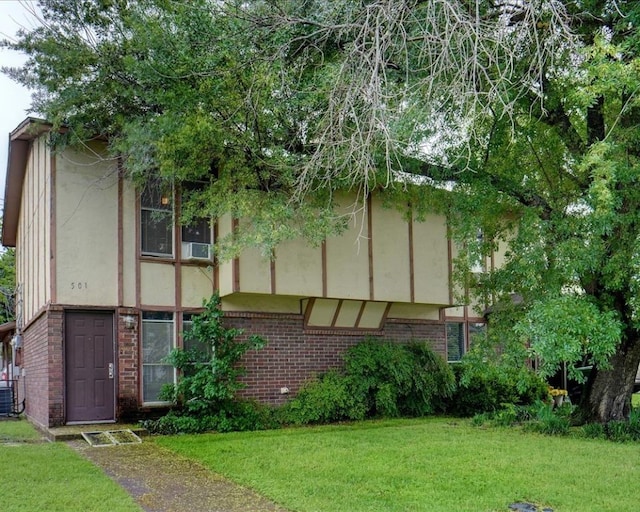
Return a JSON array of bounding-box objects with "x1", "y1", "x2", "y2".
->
[
  {"x1": 2, "y1": 118, "x2": 490, "y2": 427},
  {"x1": 4, "y1": 119, "x2": 468, "y2": 328}
]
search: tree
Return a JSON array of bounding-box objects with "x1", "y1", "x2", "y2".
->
[
  {"x1": 3, "y1": 0, "x2": 344, "y2": 258},
  {"x1": 246, "y1": 0, "x2": 640, "y2": 424},
  {"x1": 0, "y1": 248, "x2": 15, "y2": 324},
  {"x1": 4, "y1": 0, "x2": 640, "y2": 423}
]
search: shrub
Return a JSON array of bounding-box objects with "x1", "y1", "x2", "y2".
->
[
  {"x1": 599, "y1": 414, "x2": 640, "y2": 443},
  {"x1": 603, "y1": 421, "x2": 634, "y2": 442},
  {"x1": 343, "y1": 339, "x2": 456, "y2": 418},
  {"x1": 148, "y1": 294, "x2": 267, "y2": 434},
  {"x1": 281, "y1": 339, "x2": 456, "y2": 425},
  {"x1": 446, "y1": 362, "x2": 548, "y2": 417},
  {"x1": 491, "y1": 403, "x2": 520, "y2": 427},
  {"x1": 279, "y1": 370, "x2": 366, "y2": 425},
  {"x1": 343, "y1": 340, "x2": 416, "y2": 417},
  {"x1": 523, "y1": 400, "x2": 571, "y2": 436},
  {"x1": 577, "y1": 408, "x2": 640, "y2": 442},
  {"x1": 162, "y1": 294, "x2": 265, "y2": 415},
  {"x1": 141, "y1": 411, "x2": 214, "y2": 435},
  {"x1": 471, "y1": 404, "x2": 536, "y2": 428},
  {"x1": 142, "y1": 400, "x2": 277, "y2": 434},
  {"x1": 581, "y1": 422, "x2": 605, "y2": 439},
  {"x1": 626, "y1": 407, "x2": 640, "y2": 440},
  {"x1": 471, "y1": 412, "x2": 492, "y2": 427},
  {"x1": 402, "y1": 343, "x2": 457, "y2": 415}
]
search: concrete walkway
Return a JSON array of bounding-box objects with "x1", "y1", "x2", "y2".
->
[{"x1": 68, "y1": 439, "x2": 290, "y2": 512}]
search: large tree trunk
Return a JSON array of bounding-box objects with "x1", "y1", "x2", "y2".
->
[{"x1": 579, "y1": 332, "x2": 640, "y2": 423}]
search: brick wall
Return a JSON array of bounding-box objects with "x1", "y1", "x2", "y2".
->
[
  {"x1": 116, "y1": 308, "x2": 140, "y2": 419},
  {"x1": 22, "y1": 310, "x2": 49, "y2": 429},
  {"x1": 21, "y1": 305, "x2": 65, "y2": 428},
  {"x1": 227, "y1": 312, "x2": 447, "y2": 406},
  {"x1": 47, "y1": 307, "x2": 64, "y2": 426},
  {"x1": 22, "y1": 306, "x2": 448, "y2": 425}
]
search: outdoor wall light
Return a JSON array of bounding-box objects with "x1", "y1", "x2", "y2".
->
[{"x1": 122, "y1": 315, "x2": 137, "y2": 329}]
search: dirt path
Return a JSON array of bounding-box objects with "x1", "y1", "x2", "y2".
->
[{"x1": 68, "y1": 439, "x2": 290, "y2": 512}]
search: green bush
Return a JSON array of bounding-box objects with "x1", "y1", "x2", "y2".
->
[
  {"x1": 402, "y1": 343, "x2": 457, "y2": 415},
  {"x1": 279, "y1": 370, "x2": 367, "y2": 425},
  {"x1": 579, "y1": 408, "x2": 640, "y2": 442},
  {"x1": 344, "y1": 339, "x2": 456, "y2": 417},
  {"x1": 342, "y1": 340, "x2": 415, "y2": 417},
  {"x1": 581, "y1": 422, "x2": 605, "y2": 439},
  {"x1": 282, "y1": 339, "x2": 456, "y2": 425},
  {"x1": 161, "y1": 294, "x2": 265, "y2": 415},
  {"x1": 142, "y1": 400, "x2": 277, "y2": 434},
  {"x1": 470, "y1": 412, "x2": 492, "y2": 426},
  {"x1": 471, "y1": 403, "x2": 537, "y2": 428},
  {"x1": 626, "y1": 407, "x2": 640, "y2": 439},
  {"x1": 148, "y1": 294, "x2": 267, "y2": 434},
  {"x1": 604, "y1": 421, "x2": 634, "y2": 442},
  {"x1": 446, "y1": 362, "x2": 548, "y2": 417},
  {"x1": 523, "y1": 401, "x2": 571, "y2": 436}
]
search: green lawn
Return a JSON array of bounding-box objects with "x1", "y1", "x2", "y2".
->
[
  {"x1": 156, "y1": 417, "x2": 640, "y2": 512},
  {"x1": 0, "y1": 419, "x2": 141, "y2": 512}
]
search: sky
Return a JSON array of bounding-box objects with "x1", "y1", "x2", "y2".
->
[{"x1": 0, "y1": 0, "x2": 39, "y2": 203}]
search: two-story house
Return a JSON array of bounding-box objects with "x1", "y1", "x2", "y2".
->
[{"x1": 2, "y1": 118, "x2": 488, "y2": 429}]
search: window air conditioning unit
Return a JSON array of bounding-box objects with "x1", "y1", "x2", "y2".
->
[{"x1": 186, "y1": 242, "x2": 211, "y2": 260}]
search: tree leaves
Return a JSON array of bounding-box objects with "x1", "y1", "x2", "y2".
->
[{"x1": 514, "y1": 295, "x2": 622, "y2": 381}]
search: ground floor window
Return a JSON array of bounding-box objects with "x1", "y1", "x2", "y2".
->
[
  {"x1": 181, "y1": 312, "x2": 213, "y2": 377},
  {"x1": 446, "y1": 321, "x2": 486, "y2": 362},
  {"x1": 446, "y1": 323, "x2": 465, "y2": 362},
  {"x1": 141, "y1": 311, "x2": 175, "y2": 403}
]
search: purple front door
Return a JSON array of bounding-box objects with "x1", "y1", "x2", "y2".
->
[{"x1": 65, "y1": 311, "x2": 115, "y2": 423}]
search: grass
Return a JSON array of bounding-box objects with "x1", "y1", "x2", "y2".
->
[
  {"x1": 0, "y1": 419, "x2": 141, "y2": 512},
  {"x1": 0, "y1": 418, "x2": 42, "y2": 442},
  {"x1": 156, "y1": 417, "x2": 640, "y2": 512}
]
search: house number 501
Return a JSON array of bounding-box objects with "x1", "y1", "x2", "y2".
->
[{"x1": 71, "y1": 282, "x2": 88, "y2": 290}]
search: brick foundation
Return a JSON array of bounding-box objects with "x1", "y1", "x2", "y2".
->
[
  {"x1": 116, "y1": 308, "x2": 140, "y2": 420},
  {"x1": 21, "y1": 305, "x2": 64, "y2": 428},
  {"x1": 21, "y1": 306, "x2": 448, "y2": 425}
]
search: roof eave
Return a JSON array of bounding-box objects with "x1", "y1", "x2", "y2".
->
[{"x1": 1, "y1": 118, "x2": 51, "y2": 247}]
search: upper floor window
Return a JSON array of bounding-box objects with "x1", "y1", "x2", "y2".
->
[
  {"x1": 181, "y1": 219, "x2": 212, "y2": 260},
  {"x1": 141, "y1": 185, "x2": 173, "y2": 257},
  {"x1": 180, "y1": 181, "x2": 212, "y2": 260}
]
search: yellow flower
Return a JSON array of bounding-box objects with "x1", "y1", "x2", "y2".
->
[{"x1": 548, "y1": 386, "x2": 568, "y2": 397}]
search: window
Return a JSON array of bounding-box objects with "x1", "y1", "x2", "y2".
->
[
  {"x1": 446, "y1": 322, "x2": 465, "y2": 362},
  {"x1": 141, "y1": 185, "x2": 173, "y2": 257},
  {"x1": 141, "y1": 312, "x2": 175, "y2": 403},
  {"x1": 446, "y1": 321, "x2": 486, "y2": 362},
  {"x1": 180, "y1": 181, "x2": 212, "y2": 260},
  {"x1": 181, "y1": 218, "x2": 212, "y2": 260},
  {"x1": 181, "y1": 313, "x2": 212, "y2": 377}
]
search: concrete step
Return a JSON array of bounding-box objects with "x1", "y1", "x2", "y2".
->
[{"x1": 45, "y1": 423, "x2": 148, "y2": 442}]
